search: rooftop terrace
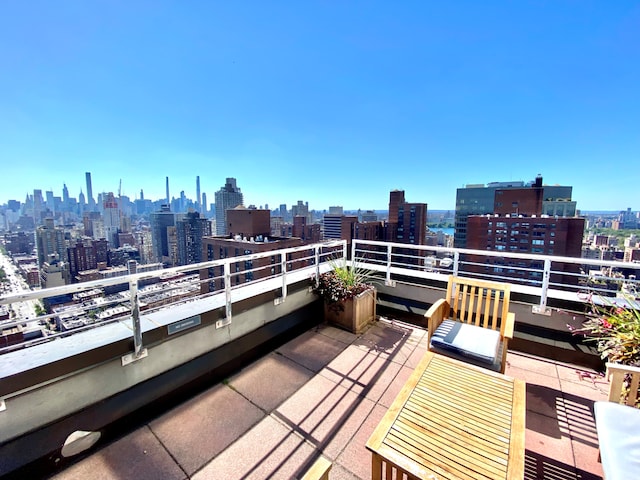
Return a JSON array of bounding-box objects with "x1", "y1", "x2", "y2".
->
[
  {"x1": 44, "y1": 317, "x2": 608, "y2": 480},
  {"x1": 2, "y1": 239, "x2": 636, "y2": 479}
]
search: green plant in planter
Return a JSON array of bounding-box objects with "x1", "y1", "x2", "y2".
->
[
  {"x1": 313, "y1": 259, "x2": 377, "y2": 334},
  {"x1": 570, "y1": 296, "x2": 640, "y2": 366},
  {"x1": 313, "y1": 259, "x2": 375, "y2": 310}
]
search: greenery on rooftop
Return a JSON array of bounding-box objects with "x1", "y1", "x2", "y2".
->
[{"x1": 588, "y1": 227, "x2": 640, "y2": 242}]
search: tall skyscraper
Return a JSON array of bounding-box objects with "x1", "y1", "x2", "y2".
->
[
  {"x1": 78, "y1": 190, "x2": 86, "y2": 213},
  {"x1": 202, "y1": 192, "x2": 207, "y2": 216},
  {"x1": 103, "y1": 192, "x2": 121, "y2": 247},
  {"x1": 165, "y1": 176, "x2": 170, "y2": 205},
  {"x1": 196, "y1": 176, "x2": 201, "y2": 214},
  {"x1": 85, "y1": 172, "x2": 95, "y2": 211},
  {"x1": 150, "y1": 205, "x2": 176, "y2": 265},
  {"x1": 33, "y1": 189, "x2": 44, "y2": 224},
  {"x1": 214, "y1": 178, "x2": 244, "y2": 236},
  {"x1": 176, "y1": 211, "x2": 211, "y2": 265},
  {"x1": 62, "y1": 184, "x2": 70, "y2": 210}
]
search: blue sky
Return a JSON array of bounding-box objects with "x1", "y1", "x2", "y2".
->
[{"x1": 1, "y1": 1, "x2": 638, "y2": 211}]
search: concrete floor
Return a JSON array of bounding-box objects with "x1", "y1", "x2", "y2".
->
[{"x1": 50, "y1": 317, "x2": 608, "y2": 479}]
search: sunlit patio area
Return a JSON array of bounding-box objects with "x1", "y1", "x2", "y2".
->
[{"x1": 44, "y1": 316, "x2": 607, "y2": 480}]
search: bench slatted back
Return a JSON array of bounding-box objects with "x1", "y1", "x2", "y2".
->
[{"x1": 446, "y1": 275, "x2": 511, "y2": 336}]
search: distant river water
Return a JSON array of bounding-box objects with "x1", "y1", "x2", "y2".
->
[{"x1": 430, "y1": 227, "x2": 454, "y2": 236}]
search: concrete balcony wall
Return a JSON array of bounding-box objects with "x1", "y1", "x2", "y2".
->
[{"x1": 0, "y1": 281, "x2": 319, "y2": 475}]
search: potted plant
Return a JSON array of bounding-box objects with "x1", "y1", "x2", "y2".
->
[
  {"x1": 313, "y1": 259, "x2": 377, "y2": 334},
  {"x1": 569, "y1": 295, "x2": 640, "y2": 403}
]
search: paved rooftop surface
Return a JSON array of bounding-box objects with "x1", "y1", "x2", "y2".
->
[{"x1": 50, "y1": 317, "x2": 609, "y2": 479}]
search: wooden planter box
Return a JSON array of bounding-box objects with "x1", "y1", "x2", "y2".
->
[{"x1": 324, "y1": 287, "x2": 377, "y2": 334}]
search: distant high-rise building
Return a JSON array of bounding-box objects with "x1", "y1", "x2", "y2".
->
[
  {"x1": 292, "y1": 201, "x2": 310, "y2": 220},
  {"x1": 78, "y1": 190, "x2": 86, "y2": 213},
  {"x1": 226, "y1": 207, "x2": 270, "y2": 239},
  {"x1": 201, "y1": 208, "x2": 304, "y2": 292},
  {"x1": 388, "y1": 190, "x2": 405, "y2": 224},
  {"x1": 196, "y1": 176, "x2": 201, "y2": 214},
  {"x1": 279, "y1": 204, "x2": 288, "y2": 221},
  {"x1": 150, "y1": 205, "x2": 176, "y2": 265},
  {"x1": 214, "y1": 178, "x2": 244, "y2": 236},
  {"x1": 103, "y1": 192, "x2": 121, "y2": 248},
  {"x1": 33, "y1": 189, "x2": 44, "y2": 224},
  {"x1": 67, "y1": 240, "x2": 98, "y2": 280},
  {"x1": 45, "y1": 191, "x2": 55, "y2": 214},
  {"x1": 165, "y1": 176, "x2": 170, "y2": 205},
  {"x1": 85, "y1": 172, "x2": 95, "y2": 211},
  {"x1": 323, "y1": 214, "x2": 357, "y2": 240},
  {"x1": 202, "y1": 192, "x2": 207, "y2": 216},
  {"x1": 454, "y1": 175, "x2": 573, "y2": 248},
  {"x1": 176, "y1": 211, "x2": 211, "y2": 265},
  {"x1": 35, "y1": 218, "x2": 66, "y2": 266},
  {"x1": 386, "y1": 190, "x2": 428, "y2": 245},
  {"x1": 62, "y1": 184, "x2": 70, "y2": 211},
  {"x1": 466, "y1": 215, "x2": 584, "y2": 286}
]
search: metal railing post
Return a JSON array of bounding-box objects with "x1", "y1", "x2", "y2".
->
[
  {"x1": 281, "y1": 253, "x2": 288, "y2": 302},
  {"x1": 533, "y1": 259, "x2": 552, "y2": 315},
  {"x1": 130, "y1": 278, "x2": 143, "y2": 357},
  {"x1": 224, "y1": 261, "x2": 233, "y2": 321},
  {"x1": 453, "y1": 251, "x2": 460, "y2": 277},
  {"x1": 121, "y1": 277, "x2": 148, "y2": 365},
  {"x1": 385, "y1": 244, "x2": 395, "y2": 286},
  {"x1": 315, "y1": 246, "x2": 320, "y2": 287}
]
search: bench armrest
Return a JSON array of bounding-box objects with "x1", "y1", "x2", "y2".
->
[
  {"x1": 425, "y1": 299, "x2": 449, "y2": 341},
  {"x1": 503, "y1": 312, "x2": 515, "y2": 340}
]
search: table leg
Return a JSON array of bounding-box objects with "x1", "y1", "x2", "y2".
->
[{"x1": 371, "y1": 453, "x2": 383, "y2": 480}]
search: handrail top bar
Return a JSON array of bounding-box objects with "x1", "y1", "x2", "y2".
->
[
  {"x1": 0, "y1": 240, "x2": 346, "y2": 306},
  {"x1": 354, "y1": 239, "x2": 640, "y2": 269}
]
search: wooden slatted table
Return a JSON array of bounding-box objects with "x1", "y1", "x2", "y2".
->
[{"x1": 366, "y1": 352, "x2": 525, "y2": 480}]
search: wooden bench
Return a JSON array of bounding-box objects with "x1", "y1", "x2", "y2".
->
[{"x1": 425, "y1": 275, "x2": 515, "y2": 374}]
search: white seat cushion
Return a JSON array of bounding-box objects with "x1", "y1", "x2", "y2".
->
[{"x1": 430, "y1": 320, "x2": 501, "y2": 370}]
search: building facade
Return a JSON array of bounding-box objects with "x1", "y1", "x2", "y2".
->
[
  {"x1": 150, "y1": 205, "x2": 176, "y2": 265},
  {"x1": 176, "y1": 211, "x2": 212, "y2": 266},
  {"x1": 214, "y1": 178, "x2": 244, "y2": 236},
  {"x1": 466, "y1": 215, "x2": 585, "y2": 286},
  {"x1": 454, "y1": 175, "x2": 573, "y2": 248}
]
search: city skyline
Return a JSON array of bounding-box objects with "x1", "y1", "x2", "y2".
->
[{"x1": 1, "y1": 2, "x2": 639, "y2": 211}]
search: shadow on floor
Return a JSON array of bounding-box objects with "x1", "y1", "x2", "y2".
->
[{"x1": 525, "y1": 450, "x2": 600, "y2": 480}]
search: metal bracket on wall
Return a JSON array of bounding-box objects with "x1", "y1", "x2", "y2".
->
[
  {"x1": 532, "y1": 305, "x2": 552, "y2": 316},
  {"x1": 385, "y1": 280, "x2": 396, "y2": 287},
  {"x1": 274, "y1": 296, "x2": 285, "y2": 305},
  {"x1": 216, "y1": 317, "x2": 232, "y2": 329},
  {"x1": 121, "y1": 348, "x2": 148, "y2": 367}
]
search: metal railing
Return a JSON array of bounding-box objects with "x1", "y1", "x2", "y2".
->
[
  {"x1": 351, "y1": 239, "x2": 640, "y2": 313},
  {"x1": 2, "y1": 238, "x2": 639, "y2": 356},
  {"x1": 0, "y1": 240, "x2": 347, "y2": 356}
]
